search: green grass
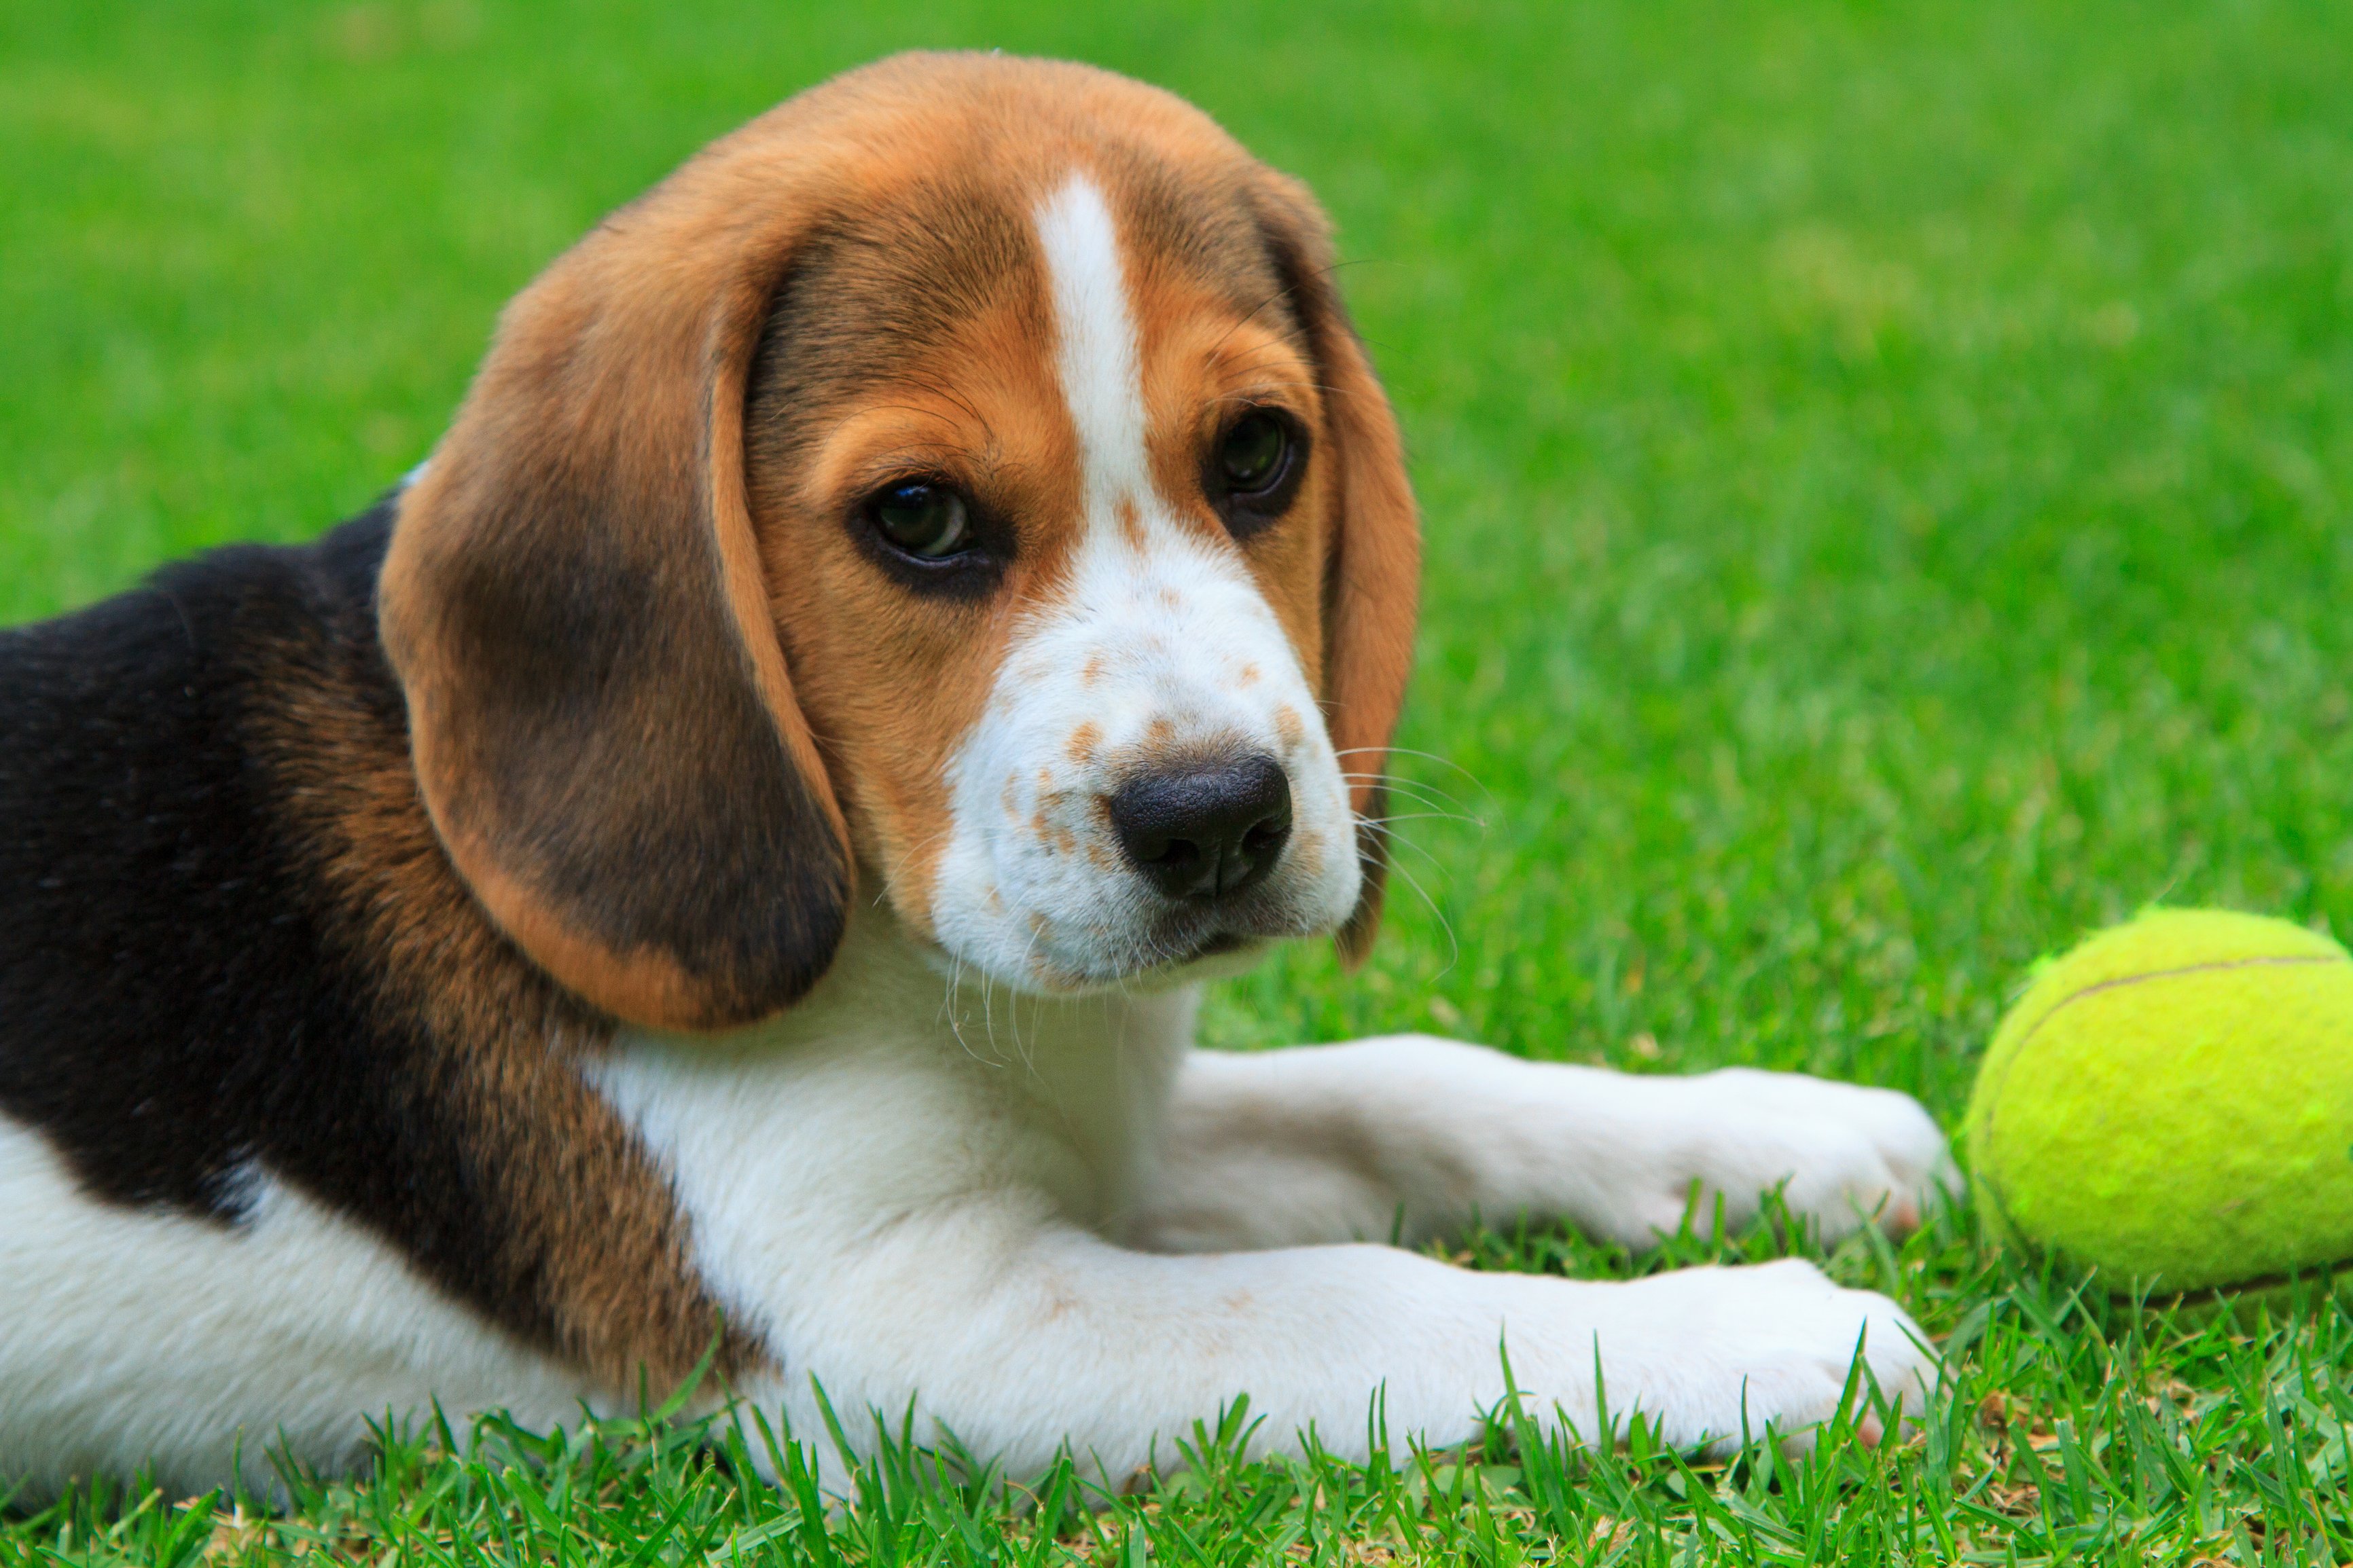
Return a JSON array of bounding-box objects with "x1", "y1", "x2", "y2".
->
[{"x1": 5, "y1": 0, "x2": 2352, "y2": 1561}]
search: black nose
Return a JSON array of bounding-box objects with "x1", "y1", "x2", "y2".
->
[{"x1": 1109, "y1": 756, "x2": 1294, "y2": 902}]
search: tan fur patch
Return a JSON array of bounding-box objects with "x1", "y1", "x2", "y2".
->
[{"x1": 750, "y1": 247, "x2": 1081, "y2": 934}]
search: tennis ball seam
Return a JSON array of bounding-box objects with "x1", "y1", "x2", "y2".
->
[
  {"x1": 2000, "y1": 952, "x2": 2345, "y2": 1070},
  {"x1": 1975, "y1": 947, "x2": 2350, "y2": 1290},
  {"x1": 1981, "y1": 952, "x2": 2346, "y2": 1122}
]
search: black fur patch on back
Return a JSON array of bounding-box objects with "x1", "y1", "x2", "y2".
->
[
  {"x1": 0, "y1": 500, "x2": 749, "y2": 1387},
  {"x1": 0, "y1": 510, "x2": 403, "y2": 1217}
]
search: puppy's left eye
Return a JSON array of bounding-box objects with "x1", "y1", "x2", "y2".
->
[
  {"x1": 867, "y1": 482, "x2": 973, "y2": 559},
  {"x1": 1218, "y1": 411, "x2": 1290, "y2": 494},
  {"x1": 1207, "y1": 409, "x2": 1306, "y2": 536}
]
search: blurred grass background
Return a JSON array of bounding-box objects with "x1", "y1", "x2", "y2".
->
[{"x1": 5, "y1": 2, "x2": 2353, "y2": 1554}]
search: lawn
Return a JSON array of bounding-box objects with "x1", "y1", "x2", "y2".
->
[{"x1": 5, "y1": 0, "x2": 2353, "y2": 1561}]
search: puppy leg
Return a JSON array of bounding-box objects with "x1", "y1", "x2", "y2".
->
[
  {"x1": 1134, "y1": 1036, "x2": 1956, "y2": 1254},
  {"x1": 749, "y1": 1201, "x2": 1933, "y2": 1480},
  {"x1": 596, "y1": 1011, "x2": 1938, "y2": 1482}
]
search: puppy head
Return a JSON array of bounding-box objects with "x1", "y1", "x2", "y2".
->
[{"x1": 382, "y1": 53, "x2": 1418, "y2": 1026}]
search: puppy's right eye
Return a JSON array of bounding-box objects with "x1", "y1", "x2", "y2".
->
[{"x1": 867, "y1": 482, "x2": 973, "y2": 560}]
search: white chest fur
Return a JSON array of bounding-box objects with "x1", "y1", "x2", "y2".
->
[
  {"x1": 596, "y1": 904, "x2": 1198, "y2": 1273},
  {"x1": 590, "y1": 905, "x2": 1208, "y2": 1465}
]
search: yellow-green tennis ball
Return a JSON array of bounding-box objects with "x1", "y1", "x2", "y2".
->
[{"x1": 1964, "y1": 908, "x2": 2353, "y2": 1298}]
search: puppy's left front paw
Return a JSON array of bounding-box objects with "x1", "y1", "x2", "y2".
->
[
  {"x1": 1594, "y1": 1069, "x2": 1956, "y2": 1247},
  {"x1": 1695, "y1": 1068, "x2": 1956, "y2": 1239}
]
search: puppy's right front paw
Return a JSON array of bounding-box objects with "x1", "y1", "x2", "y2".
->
[{"x1": 1544, "y1": 1259, "x2": 1934, "y2": 1454}]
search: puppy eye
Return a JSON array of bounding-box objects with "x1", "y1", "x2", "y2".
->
[
  {"x1": 866, "y1": 481, "x2": 973, "y2": 559},
  {"x1": 1206, "y1": 409, "x2": 1306, "y2": 539},
  {"x1": 1217, "y1": 411, "x2": 1291, "y2": 496}
]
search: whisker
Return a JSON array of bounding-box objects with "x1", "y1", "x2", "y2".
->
[
  {"x1": 1354, "y1": 819, "x2": 1456, "y2": 872},
  {"x1": 1336, "y1": 774, "x2": 1481, "y2": 820},
  {"x1": 1362, "y1": 820, "x2": 1458, "y2": 979},
  {"x1": 1346, "y1": 791, "x2": 1474, "y2": 822},
  {"x1": 1333, "y1": 746, "x2": 1491, "y2": 796}
]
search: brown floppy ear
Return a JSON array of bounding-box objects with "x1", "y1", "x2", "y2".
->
[
  {"x1": 1253, "y1": 173, "x2": 1423, "y2": 966},
  {"x1": 380, "y1": 143, "x2": 852, "y2": 1033}
]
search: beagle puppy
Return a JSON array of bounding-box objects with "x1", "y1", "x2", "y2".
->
[{"x1": 0, "y1": 52, "x2": 1952, "y2": 1499}]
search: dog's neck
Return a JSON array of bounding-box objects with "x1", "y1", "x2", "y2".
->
[{"x1": 603, "y1": 898, "x2": 1202, "y2": 1239}]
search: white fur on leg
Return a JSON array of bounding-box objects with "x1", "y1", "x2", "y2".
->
[
  {"x1": 592, "y1": 907, "x2": 1938, "y2": 1484},
  {"x1": 1138, "y1": 1036, "x2": 1958, "y2": 1254}
]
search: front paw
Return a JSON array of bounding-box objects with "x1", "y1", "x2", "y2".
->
[
  {"x1": 1608, "y1": 1070, "x2": 1956, "y2": 1246},
  {"x1": 1563, "y1": 1259, "x2": 1934, "y2": 1453},
  {"x1": 1712, "y1": 1068, "x2": 1956, "y2": 1238}
]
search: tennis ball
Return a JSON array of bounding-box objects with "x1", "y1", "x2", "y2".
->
[{"x1": 1964, "y1": 908, "x2": 2353, "y2": 1300}]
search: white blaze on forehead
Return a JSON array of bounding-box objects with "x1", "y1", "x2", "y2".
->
[{"x1": 1035, "y1": 175, "x2": 1151, "y2": 510}]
